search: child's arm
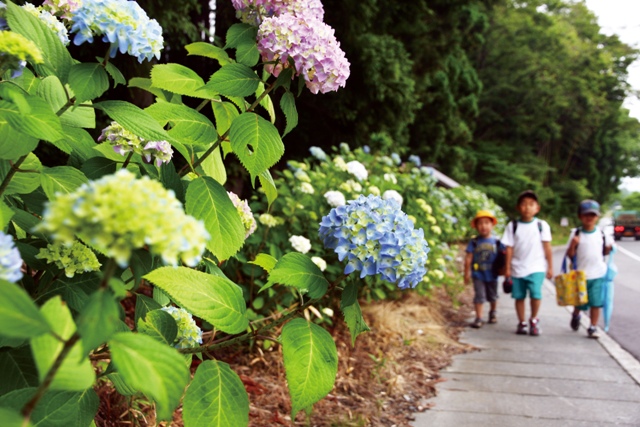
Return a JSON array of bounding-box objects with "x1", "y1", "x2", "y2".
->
[
  {"x1": 566, "y1": 233, "x2": 580, "y2": 258},
  {"x1": 464, "y1": 252, "x2": 473, "y2": 284},
  {"x1": 504, "y1": 246, "x2": 513, "y2": 278},
  {"x1": 543, "y1": 241, "x2": 553, "y2": 279}
]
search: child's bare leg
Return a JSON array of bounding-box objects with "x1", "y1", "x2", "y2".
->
[
  {"x1": 515, "y1": 299, "x2": 525, "y2": 322},
  {"x1": 530, "y1": 298, "x2": 541, "y2": 319},
  {"x1": 475, "y1": 303, "x2": 484, "y2": 319},
  {"x1": 590, "y1": 307, "x2": 601, "y2": 326},
  {"x1": 490, "y1": 300, "x2": 497, "y2": 313}
]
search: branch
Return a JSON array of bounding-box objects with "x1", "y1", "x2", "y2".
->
[{"x1": 0, "y1": 155, "x2": 27, "y2": 198}]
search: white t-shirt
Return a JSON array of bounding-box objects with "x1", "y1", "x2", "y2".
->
[
  {"x1": 501, "y1": 219, "x2": 552, "y2": 278},
  {"x1": 566, "y1": 227, "x2": 613, "y2": 279}
]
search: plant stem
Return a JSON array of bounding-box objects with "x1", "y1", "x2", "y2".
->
[
  {"x1": 195, "y1": 99, "x2": 211, "y2": 112},
  {"x1": 121, "y1": 152, "x2": 134, "y2": 169},
  {"x1": 0, "y1": 155, "x2": 27, "y2": 198},
  {"x1": 99, "y1": 259, "x2": 118, "y2": 290}
]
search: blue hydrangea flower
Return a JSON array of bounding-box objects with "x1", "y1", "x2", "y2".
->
[
  {"x1": 319, "y1": 195, "x2": 429, "y2": 289},
  {"x1": 391, "y1": 153, "x2": 401, "y2": 165},
  {"x1": 69, "y1": 0, "x2": 163, "y2": 63},
  {"x1": 0, "y1": 2, "x2": 9, "y2": 31},
  {"x1": 161, "y1": 306, "x2": 203, "y2": 349},
  {"x1": 0, "y1": 231, "x2": 23, "y2": 283},
  {"x1": 408, "y1": 155, "x2": 421, "y2": 167},
  {"x1": 362, "y1": 145, "x2": 371, "y2": 154},
  {"x1": 309, "y1": 146, "x2": 327, "y2": 161}
]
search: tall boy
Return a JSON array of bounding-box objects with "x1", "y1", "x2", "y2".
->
[
  {"x1": 464, "y1": 210, "x2": 503, "y2": 328},
  {"x1": 565, "y1": 200, "x2": 613, "y2": 339},
  {"x1": 502, "y1": 190, "x2": 553, "y2": 336}
]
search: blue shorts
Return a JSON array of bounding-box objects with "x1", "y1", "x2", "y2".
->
[
  {"x1": 576, "y1": 277, "x2": 605, "y2": 310},
  {"x1": 512, "y1": 272, "x2": 545, "y2": 300}
]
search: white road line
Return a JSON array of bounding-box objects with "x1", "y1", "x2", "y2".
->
[{"x1": 616, "y1": 245, "x2": 640, "y2": 263}]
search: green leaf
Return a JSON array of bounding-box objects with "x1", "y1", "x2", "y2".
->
[
  {"x1": 76, "y1": 289, "x2": 120, "y2": 355},
  {"x1": 109, "y1": 332, "x2": 190, "y2": 421},
  {"x1": 151, "y1": 64, "x2": 207, "y2": 98},
  {"x1": 36, "y1": 76, "x2": 66, "y2": 112},
  {"x1": 30, "y1": 296, "x2": 95, "y2": 390},
  {"x1": 146, "y1": 101, "x2": 217, "y2": 146},
  {"x1": 107, "y1": 372, "x2": 138, "y2": 396},
  {"x1": 183, "y1": 360, "x2": 249, "y2": 427},
  {"x1": 0, "y1": 280, "x2": 51, "y2": 339},
  {"x1": 81, "y1": 157, "x2": 118, "y2": 180},
  {"x1": 256, "y1": 82, "x2": 276, "y2": 123},
  {"x1": 185, "y1": 177, "x2": 245, "y2": 261},
  {"x1": 262, "y1": 254, "x2": 329, "y2": 298},
  {"x1": 144, "y1": 267, "x2": 248, "y2": 334},
  {"x1": 0, "y1": 388, "x2": 98, "y2": 427},
  {"x1": 134, "y1": 293, "x2": 162, "y2": 326},
  {"x1": 9, "y1": 67, "x2": 39, "y2": 94},
  {"x1": 229, "y1": 113, "x2": 284, "y2": 183},
  {"x1": 206, "y1": 64, "x2": 261, "y2": 98},
  {"x1": 0, "y1": 200, "x2": 13, "y2": 230},
  {"x1": 35, "y1": 76, "x2": 96, "y2": 130},
  {"x1": 64, "y1": 127, "x2": 99, "y2": 166},
  {"x1": 249, "y1": 253, "x2": 278, "y2": 274},
  {"x1": 281, "y1": 319, "x2": 338, "y2": 418},
  {"x1": 280, "y1": 91, "x2": 298, "y2": 137},
  {"x1": 40, "y1": 166, "x2": 88, "y2": 200},
  {"x1": 0, "y1": 153, "x2": 42, "y2": 195},
  {"x1": 211, "y1": 100, "x2": 239, "y2": 136},
  {"x1": 128, "y1": 77, "x2": 170, "y2": 100},
  {"x1": 137, "y1": 309, "x2": 178, "y2": 346},
  {"x1": 103, "y1": 61, "x2": 126, "y2": 87},
  {"x1": 186, "y1": 42, "x2": 232, "y2": 66},
  {"x1": 0, "y1": 407, "x2": 31, "y2": 427},
  {"x1": 159, "y1": 162, "x2": 186, "y2": 203},
  {"x1": 5, "y1": 2, "x2": 73, "y2": 83},
  {"x1": 153, "y1": 287, "x2": 171, "y2": 306},
  {"x1": 236, "y1": 39, "x2": 259, "y2": 67},
  {"x1": 0, "y1": 123, "x2": 38, "y2": 160},
  {"x1": 225, "y1": 23, "x2": 257, "y2": 49},
  {"x1": 199, "y1": 144, "x2": 227, "y2": 184},
  {"x1": 258, "y1": 169, "x2": 278, "y2": 208},
  {"x1": 0, "y1": 346, "x2": 39, "y2": 397},
  {"x1": 94, "y1": 100, "x2": 174, "y2": 143},
  {"x1": 340, "y1": 282, "x2": 370, "y2": 346},
  {"x1": 68, "y1": 63, "x2": 110, "y2": 104},
  {"x1": 0, "y1": 91, "x2": 64, "y2": 142},
  {"x1": 37, "y1": 273, "x2": 100, "y2": 313}
]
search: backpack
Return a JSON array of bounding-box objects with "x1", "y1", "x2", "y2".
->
[
  {"x1": 573, "y1": 228, "x2": 607, "y2": 257},
  {"x1": 511, "y1": 219, "x2": 542, "y2": 236},
  {"x1": 472, "y1": 237, "x2": 507, "y2": 277}
]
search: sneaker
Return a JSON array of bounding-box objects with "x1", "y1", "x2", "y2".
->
[
  {"x1": 488, "y1": 311, "x2": 497, "y2": 324},
  {"x1": 516, "y1": 322, "x2": 528, "y2": 335},
  {"x1": 588, "y1": 325, "x2": 600, "y2": 339},
  {"x1": 570, "y1": 313, "x2": 581, "y2": 331},
  {"x1": 529, "y1": 318, "x2": 541, "y2": 336},
  {"x1": 471, "y1": 318, "x2": 484, "y2": 329}
]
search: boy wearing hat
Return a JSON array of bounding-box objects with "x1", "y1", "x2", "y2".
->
[
  {"x1": 464, "y1": 210, "x2": 504, "y2": 328},
  {"x1": 502, "y1": 190, "x2": 553, "y2": 336},
  {"x1": 565, "y1": 200, "x2": 613, "y2": 338}
]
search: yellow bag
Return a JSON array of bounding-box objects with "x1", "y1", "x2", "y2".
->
[{"x1": 554, "y1": 269, "x2": 588, "y2": 307}]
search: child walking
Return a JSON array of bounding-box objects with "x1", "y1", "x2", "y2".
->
[
  {"x1": 502, "y1": 190, "x2": 553, "y2": 336},
  {"x1": 565, "y1": 200, "x2": 613, "y2": 338},
  {"x1": 464, "y1": 210, "x2": 504, "y2": 328}
]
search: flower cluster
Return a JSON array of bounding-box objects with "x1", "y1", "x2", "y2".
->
[
  {"x1": 69, "y1": 0, "x2": 164, "y2": 63},
  {"x1": 299, "y1": 182, "x2": 315, "y2": 194},
  {"x1": 289, "y1": 235, "x2": 311, "y2": 254},
  {"x1": 258, "y1": 213, "x2": 283, "y2": 228},
  {"x1": 36, "y1": 170, "x2": 209, "y2": 268},
  {"x1": 0, "y1": 30, "x2": 43, "y2": 78},
  {"x1": 36, "y1": 241, "x2": 101, "y2": 278},
  {"x1": 382, "y1": 189, "x2": 403, "y2": 207},
  {"x1": 311, "y1": 256, "x2": 326, "y2": 271},
  {"x1": 0, "y1": 231, "x2": 23, "y2": 283},
  {"x1": 346, "y1": 160, "x2": 368, "y2": 181},
  {"x1": 160, "y1": 306, "x2": 203, "y2": 349},
  {"x1": 324, "y1": 190, "x2": 346, "y2": 208},
  {"x1": 257, "y1": 12, "x2": 350, "y2": 94},
  {"x1": 408, "y1": 155, "x2": 421, "y2": 167},
  {"x1": 227, "y1": 191, "x2": 257, "y2": 239},
  {"x1": 42, "y1": 0, "x2": 81, "y2": 19},
  {"x1": 319, "y1": 195, "x2": 429, "y2": 289},
  {"x1": 309, "y1": 146, "x2": 327, "y2": 161},
  {"x1": 231, "y1": 0, "x2": 324, "y2": 25},
  {"x1": 98, "y1": 122, "x2": 173, "y2": 167},
  {"x1": 22, "y1": 3, "x2": 69, "y2": 45}
]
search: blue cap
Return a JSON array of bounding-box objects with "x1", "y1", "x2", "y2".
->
[{"x1": 578, "y1": 199, "x2": 600, "y2": 216}]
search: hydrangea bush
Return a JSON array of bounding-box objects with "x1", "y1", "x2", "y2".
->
[{"x1": 0, "y1": 0, "x2": 364, "y2": 425}]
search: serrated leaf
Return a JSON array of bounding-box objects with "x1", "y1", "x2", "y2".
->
[
  {"x1": 0, "y1": 91, "x2": 64, "y2": 142},
  {"x1": 68, "y1": 63, "x2": 110, "y2": 103},
  {"x1": 183, "y1": 360, "x2": 249, "y2": 427},
  {"x1": 236, "y1": 41, "x2": 259, "y2": 67},
  {"x1": 0, "y1": 388, "x2": 98, "y2": 427},
  {"x1": 107, "y1": 372, "x2": 138, "y2": 396},
  {"x1": 0, "y1": 200, "x2": 13, "y2": 230},
  {"x1": 261, "y1": 253, "x2": 329, "y2": 298},
  {"x1": 128, "y1": 77, "x2": 170, "y2": 100},
  {"x1": 6, "y1": 2, "x2": 73, "y2": 83},
  {"x1": 134, "y1": 293, "x2": 162, "y2": 327},
  {"x1": 109, "y1": 332, "x2": 190, "y2": 420},
  {"x1": 340, "y1": 282, "x2": 370, "y2": 346},
  {"x1": 40, "y1": 166, "x2": 88, "y2": 200},
  {"x1": 94, "y1": 100, "x2": 174, "y2": 143},
  {"x1": 30, "y1": 296, "x2": 95, "y2": 390},
  {"x1": 0, "y1": 153, "x2": 42, "y2": 195},
  {"x1": 0, "y1": 122, "x2": 38, "y2": 160},
  {"x1": 0, "y1": 344, "x2": 39, "y2": 397},
  {"x1": 151, "y1": 63, "x2": 207, "y2": 98},
  {"x1": 65, "y1": 127, "x2": 99, "y2": 166},
  {"x1": 256, "y1": 82, "x2": 276, "y2": 123},
  {"x1": 137, "y1": 309, "x2": 178, "y2": 345},
  {"x1": 225, "y1": 23, "x2": 257, "y2": 49},
  {"x1": 153, "y1": 287, "x2": 171, "y2": 306},
  {"x1": 76, "y1": 289, "x2": 120, "y2": 355},
  {"x1": 281, "y1": 319, "x2": 338, "y2": 418},
  {"x1": 103, "y1": 61, "x2": 126, "y2": 86},
  {"x1": 81, "y1": 157, "x2": 118, "y2": 180},
  {"x1": 229, "y1": 112, "x2": 284, "y2": 183},
  {"x1": 185, "y1": 177, "x2": 245, "y2": 261},
  {"x1": 186, "y1": 42, "x2": 232, "y2": 66},
  {"x1": 199, "y1": 144, "x2": 227, "y2": 184},
  {"x1": 258, "y1": 169, "x2": 278, "y2": 207},
  {"x1": 249, "y1": 253, "x2": 278, "y2": 274},
  {"x1": 0, "y1": 280, "x2": 51, "y2": 339},
  {"x1": 146, "y1": 101, "x2": 217, "y2": 146},
  {"x1": 280, "y1": 91, "x2": 298, "y2": 137},
  {"x1": 144, "y1": 267, "x2": 248, "y2": 334},
  {"x1": 211, "y1": 100, "x2": 239, "y2": 136},
  {"x1": 35, "y1": 75, "x2": 96, "y2": 129},
  {"x1": 9, "y1": 67, "x2": 39, "y2": 94},
  {"x1": 206, "y1": 64, "x2": 260, "y2": 98}
]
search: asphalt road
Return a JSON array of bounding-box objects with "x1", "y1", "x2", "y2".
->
[{"x1": 553, "y1": 238, "x2": 640, "y2": 361}]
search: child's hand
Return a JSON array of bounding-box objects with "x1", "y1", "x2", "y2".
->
[
  {"x1": 546, "y1": 267, "x2": 553, "y2": 280},
  {"x1": 464, "y1": 273, "x2": 471, "y2": 284},
  {"x1": 570, "y1": 234, "x2": 580, "y2": 249}
]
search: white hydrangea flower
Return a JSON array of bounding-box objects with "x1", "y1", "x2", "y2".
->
[
  {"x1": 383, "y1": 173, "x2": 397, "y2": 184},
  {"x1": 294, "y1": 169, "x2": 311, "y2": 182},
  {"x1": 382, "y1": 189, "x2": 403, "y2": 207},
  {"x1": 299, "y1": 182, "x2": 315, "y2": 194},
  {"x1": 333, "y1": 156, "x2": 348, "y2": 171},
  {"x1": 324, "y1": 190, "x2": 346, "y2": 207},
  {"x1": 258, "y1": 213, "x2": 280, "y2": 228},
  {"x1": 368, "y1": 186, "x2": 381, "y2": 196},
  {"x1": 346, "y1": 160, "x2": 368, "y2": 181},
  {"x1": 289, "y1": 235, "x2": 311, "y2": 254},
  {"x1": 311, "y1": 256, "x2": 327, "y2": 271}
]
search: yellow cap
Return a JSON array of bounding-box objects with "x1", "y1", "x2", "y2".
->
[{"x1": 471, "y1": 210, "x2": 498, "y2": 228}]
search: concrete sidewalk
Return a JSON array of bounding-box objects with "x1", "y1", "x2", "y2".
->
[{"x1": 412, "y1": 282, "x2": 640, "y2": 426}]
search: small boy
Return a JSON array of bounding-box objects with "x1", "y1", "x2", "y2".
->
[
  {"x1": 502, "y1": 190, "x2": 553, "y2": 336},
  {"x1": 464, "y1": 210, "x2": 504, "y2": 328},
  {"x1": 565, "y1": 200, "x2": 613, "y2": 339}
]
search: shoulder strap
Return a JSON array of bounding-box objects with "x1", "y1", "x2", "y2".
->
[
  {"x1": 601, "y1": 229, "x2": 606, "y2": 257},
  {"x1": 472, "y1": 236, "x2": 479, "y2": 249},
  {"x1": 575, "y1": 227, "x2": 580, "y2": 236},
  {"x1": 512, "y1": 220, "x2": 518, "y2": 235},
  {"x1": 537, "y1": 220, "x2": 542, "y2": 233}
]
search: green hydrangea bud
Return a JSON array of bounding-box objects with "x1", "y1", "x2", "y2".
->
[
  {"x1": 0, "y1": 31, "x2": 44, "y2": 75},
  {"x1": 161, "y1": 306, "x2": 203, "y2": 349},
  {"x1": 36, "y1": 241, "x2": 101, "y2": 278},
  {"x1": 36, "y1": 170, "x2": 209, "y2": 267}
]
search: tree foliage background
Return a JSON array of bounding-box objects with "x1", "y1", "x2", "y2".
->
[{"x1": 166, "y1": 0, "x2": 640, "y2": 219}]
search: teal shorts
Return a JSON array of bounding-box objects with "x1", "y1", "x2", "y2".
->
[
  {"x1": 576, "y1": 277, "x2": 605, "y2": 310},
  {"x1": 512, "y1": 272, "x2": 545, "y2": 300}
]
